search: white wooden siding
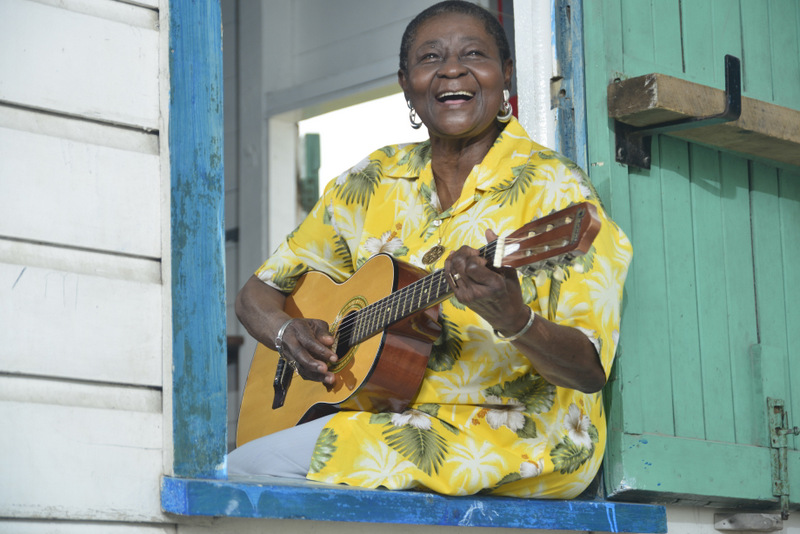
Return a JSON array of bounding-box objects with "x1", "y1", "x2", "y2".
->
[
  {"x1": 0, "y1": 0, "x2": 159, "y2": 130},
  {"x1": 0, "y1": 0, "x2": 168, "y2": 529},
  {"x1": 0, "y1": 242, "x2": 162, "y2": 386},
  {"x1": 0, "y1": 376, "x2": 164, "y2": 522},
  {"x1": 0, "y1": 107, "x2": 161, "y2": 258}
]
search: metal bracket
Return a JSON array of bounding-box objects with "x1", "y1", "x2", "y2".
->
[
  {"x1": 768, "y1": 397, "x2": 800, "y2": 520},
  {"x1": 614, "y1": 55, "x2": 742, "y2": 169}
]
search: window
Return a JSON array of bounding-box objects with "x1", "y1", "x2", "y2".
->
[{"x1": 161, "y1": 1, "x2": 666, "y2": 531}]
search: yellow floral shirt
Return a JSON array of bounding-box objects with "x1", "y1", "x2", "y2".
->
[{"x1": 255, "y1": 118, "x2": 632, "y2": 497}]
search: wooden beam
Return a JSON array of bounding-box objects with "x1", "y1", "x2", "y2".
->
[{"x1": 608, "y1": 72, "x2": 800, "y2": 168}]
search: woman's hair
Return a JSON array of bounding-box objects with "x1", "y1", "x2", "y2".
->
[{"x1": 399, "y1": 0, "x2": 511, "y2": 74}]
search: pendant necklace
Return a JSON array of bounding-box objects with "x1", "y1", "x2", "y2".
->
[{"x1": 422, "y1": 215, "x2": 452, "y2": 265}]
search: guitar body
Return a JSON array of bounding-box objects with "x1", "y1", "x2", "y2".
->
[{"x1": 236, "y1": 253, "x2": 441, "y2": 447}]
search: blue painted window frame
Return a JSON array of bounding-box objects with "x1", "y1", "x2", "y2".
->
[{"x1": 161, "y1": 0, "x2": 665, "y2": 530}]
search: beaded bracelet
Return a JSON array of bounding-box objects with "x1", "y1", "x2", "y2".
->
[{"x1": 493, "y1": 308, "x2": 535, "y2": 342}]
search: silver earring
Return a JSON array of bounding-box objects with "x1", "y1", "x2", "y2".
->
[
  {"x1": 407, "y1": 100, "x2": 423, "y2": 129},
  {"x1": 497, "y1": 89, "x2": 513, "y2": 122}
]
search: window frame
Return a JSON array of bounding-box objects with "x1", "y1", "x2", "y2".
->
[{"x1": 161, "y1": 1, "x2": 666, "y2": 531}]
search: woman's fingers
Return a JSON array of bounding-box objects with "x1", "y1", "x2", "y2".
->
[
  {"x1": 281, "y1": 319, "x2": 337, "y2": 384},
  {"x1": 445, "y1": 244, "x2": 525, "y2": 327}
]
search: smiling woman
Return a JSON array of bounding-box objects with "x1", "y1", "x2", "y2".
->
[
  {"x1": 229, "y1": 0, "x2": 633, "y2": 499},
  {"x1": 398, "y1": 12, "x2": 511, "y2": 152}
]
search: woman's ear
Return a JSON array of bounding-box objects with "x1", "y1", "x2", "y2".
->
[
  {"x1": 397, "y1": 69, "x2": 409, "y2": 95},
  {"x1": 503, "y1": 59, "x2": 514, "y2": 89}
]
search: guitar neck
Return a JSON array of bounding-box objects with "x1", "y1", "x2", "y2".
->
[
  {"x1": 340, "y1": 202, "x2": 599, "y2": 347},
  {"x1": 345, "y1": 241, "x2": 499, "y2": 345}
]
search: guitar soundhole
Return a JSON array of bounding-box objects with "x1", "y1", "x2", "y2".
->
[{"x1": 328, "y1": 303, "x2": 364, "y2": 373}]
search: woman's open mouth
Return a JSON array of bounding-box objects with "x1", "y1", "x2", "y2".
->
[{"x1": 436, "y1": 91, "x2": 475, "y2": 104}]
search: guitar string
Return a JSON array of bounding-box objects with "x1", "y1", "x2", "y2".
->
[
  {"x1": 335, "y1": 238, "x2": 500, "y2": 343},
  {"x1": 333, "y1": 240, "x2": 499, "y2": 347},
  {"x1": 329, "y1": 204, "x2": 587, "y2": 353}
]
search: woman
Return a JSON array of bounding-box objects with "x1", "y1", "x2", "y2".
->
[{"x1": 230, "y1": 0, "x2": 632, "y2": 498}]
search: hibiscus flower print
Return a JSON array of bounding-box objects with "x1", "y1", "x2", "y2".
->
[
  {"x1": 564, "y1": 403, "x2": 593, "y2": 449},
  {"x1": 484, "y1": 396, "x2": 526, "y2": 432},
  {"x1": 520, "y1": 459, "x2": 544, "y2": 478},
  {"x1": 391, "y1": 409, "x2": 433, "y2": 430},
  {"x1": 364, "y1": 231, "x2": 405, "y2": 257}
]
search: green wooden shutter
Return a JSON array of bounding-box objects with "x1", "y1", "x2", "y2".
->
[{"x1": 582, "y1": 0, "x2": 800, "y2": 510}]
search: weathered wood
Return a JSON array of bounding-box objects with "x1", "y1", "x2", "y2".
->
[
  {"x1": 0, "y1": 0, "x2": 159, "y2": 129},
  {"x1": 607, "y1": 72, "x2": 800, "y2": 167},
  {"x1": 0, "y1": 377, "x2": 164, "y2": 522},
  {"x1": 658, "y1": 136, "x2": 703, "y2": 439},
  {"x1": 169, "y1": 0, "x2": 227, "y2": 479},
  {"x1": 0, "y1": 522, "x2": 172, "y2": 534},
  {"x1": 717, "y1": 154, "x2": 762, "y2": 447},
  {"x1": 690, "y1": 145, "x2": 737, "y2": 444},
  {"x1": 162, "y1": 476, "x2": 668, "y2": 532},
  {"x1": 605, "y1": 433, "x2": 786, "y2": 507},
  {"x1": 587, "y1": 0, "x2": 800, "y2": 511},
  {"x1": 0, "y1": 242, "x2": 162, "y2": 387}
]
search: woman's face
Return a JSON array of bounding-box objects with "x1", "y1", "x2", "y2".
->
[{"x1": 399, "y1": 12, "x2": 512, "y2": 141}]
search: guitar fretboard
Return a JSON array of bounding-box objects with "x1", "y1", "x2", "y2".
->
[{"x1": 336, "y1": 240, "x2": 499, "y2": 347}]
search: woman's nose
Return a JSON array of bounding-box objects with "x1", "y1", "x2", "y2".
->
[{"x1": 437, "y1": 55, "x2": 467, "y2": 77}]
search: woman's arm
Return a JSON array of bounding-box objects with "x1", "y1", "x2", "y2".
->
[
  {"x1": 443, "y1": 232, "x2": 606, "y2": 393},
  {"x1": 235, "y1": 275, "x2": 337, "y2": 385}
]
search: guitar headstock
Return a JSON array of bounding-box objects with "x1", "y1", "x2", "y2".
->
[{"x1": 487, "y1": 202, "x2": 601, "y2": 271}]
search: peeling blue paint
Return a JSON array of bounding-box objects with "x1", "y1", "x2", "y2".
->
[
  {"x1": 169, "y1": 0, "x2": 227, "y2": 479},
  {"x1": 554, "y1": 0, "x2": 588, "y2": 171},
  {"x1": 161, "y1": 476, "x2": 668, "y2": 531}
]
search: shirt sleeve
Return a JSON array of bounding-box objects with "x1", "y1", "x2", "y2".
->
[
  {"x1": 520, "y1": 159, "x2": 633, "y2": 379},
  {"x1": 254, "y1": 179, "x2": 359, "y2": 294}
]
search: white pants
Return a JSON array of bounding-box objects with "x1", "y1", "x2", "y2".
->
[{"x1": 227, "y1": 414, "x2": 335, "y2": 478}]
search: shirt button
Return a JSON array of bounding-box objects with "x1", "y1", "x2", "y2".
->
[{"x1": 433, "y1": 220, "x2": 442, "y2": 227}]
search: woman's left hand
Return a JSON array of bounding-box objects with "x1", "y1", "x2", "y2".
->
[
  {"x1": 444, "y1": 229, "x2": 530, "y2": 335},
  {"x1": 445, "y1": 230, "x2": 606, "y2": 393}
]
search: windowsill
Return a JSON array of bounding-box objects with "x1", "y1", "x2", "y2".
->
[{"x1": 161, "y1": 475, "x2": 667, "y2": 532}]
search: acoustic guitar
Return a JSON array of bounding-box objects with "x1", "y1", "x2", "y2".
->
[{"x1": 236, "y1": 202, "x2": 601, "y2": 447}]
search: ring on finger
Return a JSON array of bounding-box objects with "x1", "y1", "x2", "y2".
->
[{"x1": 448, "y1": 272, "x2": 461, "y2": 288}]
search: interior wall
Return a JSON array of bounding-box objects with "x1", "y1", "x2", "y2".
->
[{"x1": 225, "y1": 1, "x2": 486, "y2": 447}]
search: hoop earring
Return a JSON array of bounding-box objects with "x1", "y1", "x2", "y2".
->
[
  {"x1": 497, "y1": 89, "x2": 513, "y2": 122},
  {"x1": 407, "y1": 100, "x2": 423, "y2": 129}
]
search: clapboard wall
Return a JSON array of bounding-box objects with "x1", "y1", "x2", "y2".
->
[{"x1": 0, "y1": 0, "x2": 169, "y2": 528}]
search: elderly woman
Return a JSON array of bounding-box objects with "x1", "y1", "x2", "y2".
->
[{"x1": 230, "y1": 0, "x2": 632, "y2": 498}]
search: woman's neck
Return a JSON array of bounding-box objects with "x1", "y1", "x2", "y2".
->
[{"x1": 429, "y1": 122, "x2": 502, "y2": 211}]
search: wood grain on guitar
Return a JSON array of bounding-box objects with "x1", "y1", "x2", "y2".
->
[{"x1": 236, "y1": 202, "x2": 600, "y2": 447}]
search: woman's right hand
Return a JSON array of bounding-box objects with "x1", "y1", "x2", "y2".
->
[
  {"x1": 236, "y1": 275, "x2": 337, "y2": 385},
  {"x1": 274, "y1": 317, "x2": 337, "y2": 385}
]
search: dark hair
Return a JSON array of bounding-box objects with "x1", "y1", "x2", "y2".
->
[{"x1": 399, "y1": 0, "x2": 511, "y2": 74}]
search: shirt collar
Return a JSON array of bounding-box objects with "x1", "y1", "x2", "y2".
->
[{"x1": 383, "y1": 117, "x2": 545, "y2": 192}]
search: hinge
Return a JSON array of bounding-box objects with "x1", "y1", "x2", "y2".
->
[{"x1": 768, "y1": 398, "x2": 800, "y2": 520}]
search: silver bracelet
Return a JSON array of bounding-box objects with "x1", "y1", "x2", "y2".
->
[
  {"x1": 493, "y1": 308, "x2": 535, "y2": 342},
  {"x1": 274, "y1": 318, "x2": 297, "y2": 368}
]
